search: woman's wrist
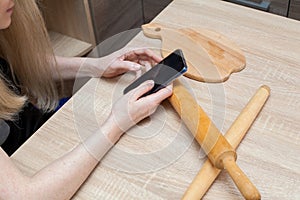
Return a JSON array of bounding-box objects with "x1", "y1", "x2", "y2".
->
[
  {"x1": 80, "y1": 115, "x2": 124, "y2": 161},
  {"x1": 78, "y1": 58, "x2": 102, "y2": 78},
  {"x1": 100, "y1": 114, "x2": 124, "y2": 144}
]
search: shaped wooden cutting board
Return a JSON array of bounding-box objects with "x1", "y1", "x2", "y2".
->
[{"x1": 142, "y1": 23, "x2": 246, "y2": 83}]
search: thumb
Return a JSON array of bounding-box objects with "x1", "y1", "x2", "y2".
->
[{"x1": 131, "y1": 80, "x2": 154, "y2": 100}]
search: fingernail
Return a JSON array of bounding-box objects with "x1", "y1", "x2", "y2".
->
[
  {"x1": 145, "y1": 80, "x2": 154, "y2": 86},
  {"x1": 133, "y1": 64, "x2": 141, "y2": 70}
]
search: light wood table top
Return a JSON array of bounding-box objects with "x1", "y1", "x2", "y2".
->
[{"x1": 12, "y1": 0, "x2": 300, "y2": 199}]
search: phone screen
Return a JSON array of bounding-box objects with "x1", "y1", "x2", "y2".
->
[{"x1": 123, "y1": 49, "x2": 187, "y2": 96}]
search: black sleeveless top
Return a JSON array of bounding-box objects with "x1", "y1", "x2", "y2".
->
[{"x1": 0, "y1": 58, "x2": 54, "y2": 156}]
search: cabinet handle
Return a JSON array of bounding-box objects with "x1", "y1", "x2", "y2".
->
[{"x1": 224, "y1": 0, "x2": 271, "y2": 11}]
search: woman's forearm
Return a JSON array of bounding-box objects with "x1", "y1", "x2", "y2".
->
[
  {"x1": 53, "y1": 56, "x2": 113, "y2": 80},
  {"x1": 25, "y1": 141, "x2": 103, "y2": 200},
  {"x1": 26, "y1": 135, "x2": 112, "y2": 199},
  {"x1": 1, "y1": 119, "x2": 122, "y2": 200},
  {"x1": 53, "y1": 56, "x2": 92, "y2": 80}
]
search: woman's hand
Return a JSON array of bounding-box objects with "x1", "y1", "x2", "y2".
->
[
  {"x1": 101, "y1": 80, "x2": 173, "y2": 143},
  {"x1": 86, "y1": 49, "x2": 162, "y2": 78}
]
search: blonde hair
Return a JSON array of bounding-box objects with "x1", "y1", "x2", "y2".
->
[
  {"x1": 0, "y1": 0, "x2": 58, "y2": 120},
  {"x1": 0, "y1": 76, "x2": 27, "y2": 120}
]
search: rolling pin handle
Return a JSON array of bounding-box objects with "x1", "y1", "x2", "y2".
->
[{"x1": 223, "y1": 156, "x2": 261, "y2": 200}]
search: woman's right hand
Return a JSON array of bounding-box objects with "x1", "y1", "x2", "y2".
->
[{"x1": 101, "y1": 80, "x2": 173, "y2": 143}]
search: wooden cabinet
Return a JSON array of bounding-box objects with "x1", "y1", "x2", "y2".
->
[
  {"x1": 89, "y1": 0, "x2": 173, "y2": 44},
  {"x1": 289, "y1": 0, "x2": 300, "y2": 20},
  {"x1": 268, "y1": 0, "x2": 290, "y2": 16},
  {"x1": 39, "y1": 0, "x2": 96, "y2": 57},
  {"x1": 143, "y1": 0, "x2": 172, "y2": 23},
  {"x1": 88, "y1": 0, "x2": 144, "y2": 44},
  {"x1": 224, "y1": 0, "x2": 300, "y2": 20},
  {"x1": 40, "y1": 0, "x2": 174, "y2": 55},
  {"x1": 224, "y1": 0, "x2": 289, "y2": 16}
]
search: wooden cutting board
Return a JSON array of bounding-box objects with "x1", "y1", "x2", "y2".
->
[{"x1": 142, "y1": 23, "x2": 246, "y2": 83}]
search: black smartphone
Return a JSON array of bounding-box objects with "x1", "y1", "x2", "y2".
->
[{"x1": 123, "y1": 49, "x2": 188, "y2": 96}]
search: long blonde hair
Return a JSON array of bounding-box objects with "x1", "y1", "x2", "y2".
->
[{"x1": 0, "y1": 0, "x2": 58, "y2": 120}]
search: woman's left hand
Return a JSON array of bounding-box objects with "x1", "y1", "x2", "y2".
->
[{"x1": 86, "y1": 49, "x2": 162, "y2": 78}]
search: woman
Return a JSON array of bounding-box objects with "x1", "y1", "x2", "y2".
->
[{"x1": 0, "y1": 0, "x2": 172, "y2": 199}]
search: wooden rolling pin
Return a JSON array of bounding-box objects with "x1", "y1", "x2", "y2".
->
[
  {"x1": 169, "y1": 80, "x2": 261, "y2": 200},
  {"x1": 182, "y1": 85, "x2": 270, "y2": 200}
]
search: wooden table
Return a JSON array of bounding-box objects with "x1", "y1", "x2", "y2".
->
[{"x1": 12, "y1": 0, "x2": 300, "y2": 199}]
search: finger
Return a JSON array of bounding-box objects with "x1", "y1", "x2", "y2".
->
[
  {"x1": 144, "y1": 62, "x2": 152, "y2": 71},
  {"x1": 125, "y1": 49, "x2": 162, "y2": 64},
  {"x1": 135, "y1": 68, "x2": 142, "y2": 79},
  {"x1": 138, "y1": 60, "x2": 147, "y2": 67},
  {"x1": 138, "y1": 60, "x2": 152, "y2": 71},
  {"x1": 123, "y1": 51, "x2": 139, "y2": 62},
  {"x1": 119, "y1": 61, "x2": 142, "y2": 71},
  {"x1": 134, "y1": 49, "x2": 162, "y2": 63},
  {"x1": 145, "y1": 84, "x2": 173, "y2": 104},
  {"x1": 130, "y1": 80, "x2": 155, "y2": 100},
  {"x1": 137, "y1": 55, "x2": 161, "y2": 67}
]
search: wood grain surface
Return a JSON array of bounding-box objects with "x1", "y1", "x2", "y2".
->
[
  {"x1": 168, "y1": 80, "x2": 261, "y2": 199},
  {"x1": 49, "y1": 31, "x2": 93, "y2": 57},
  {"x1": 142, "y1": 23, "x2": 246, "y2": 83},
  {"x1": 182, "y1": 86, "x2": 270, "y2": 199},
  {"x1": 12, "y1": 0, "x2": 300, "y2": 199}
]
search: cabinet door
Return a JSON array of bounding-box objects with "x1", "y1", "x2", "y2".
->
[
  {"x1": 223, "y1": 0, "x2": 290, "y2": 17},
  {"x1": 89, "y1": 0, "x2": 144, "y2": 43},
  {"x1": 268, "y1": 0, "x2": 290, "y2": 16},
  {"x1": 41, "y1": 0, "x2": 95, "y2": 45},
  {"x1": 143, "y1": 0, "x2": 172, "y2": 23},
  {"x1": 289, "y1": 0, "x2": 300, "y2": 20}
]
